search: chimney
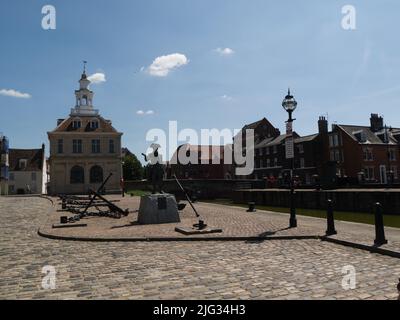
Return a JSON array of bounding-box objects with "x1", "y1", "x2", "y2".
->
[
  {"x1": 318, "y1": 116, "x2": 328, "y2": 134},
  {"x1": 370, "y1": 113, "x2": 383, "y2": 132},
  {"x1": 57, "y1": 119, "x2": 64, "y2": 126}
]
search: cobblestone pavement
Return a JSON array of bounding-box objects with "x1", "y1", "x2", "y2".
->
[
  {"x1": 0, "y1": 196, "x2": 400, "y2": 300},
  {"x1": 40, "y1": 196, "x2": 321, "y2": 240}
]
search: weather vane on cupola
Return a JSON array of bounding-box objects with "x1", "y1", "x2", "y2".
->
[{"x1": 83, "y1": 60, "x2": 87, "y2": 74}]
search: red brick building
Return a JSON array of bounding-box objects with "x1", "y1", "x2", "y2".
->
[
  {"x1": 168, "y1": 144, "x2": 233, "y2": 180},
  {"x1": 328, "y1": 114, "x2": 400, "y2": 184},
  {"x1": 168, "y1": 113, "x2": 400, "y2": 186}
]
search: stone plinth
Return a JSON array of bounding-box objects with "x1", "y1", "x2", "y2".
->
[{"x1": 138, "y1": 194, "x2": 180, "y2": 224}]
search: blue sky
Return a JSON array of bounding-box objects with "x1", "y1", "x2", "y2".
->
[{"x1": 1, "y1": 0, "x2": 400, "y2": 160}]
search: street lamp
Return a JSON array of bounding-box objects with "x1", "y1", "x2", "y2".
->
[
  {"x1": 282, "y1": 89, "x2": 297, "y2": 121},
  {"x1": 282, "y1": 88, "x2": 297, "y2": 228}
]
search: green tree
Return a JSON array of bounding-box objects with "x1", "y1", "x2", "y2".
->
[{"x1": 122, "y1": 154, "x2": 144, "y2": 180}]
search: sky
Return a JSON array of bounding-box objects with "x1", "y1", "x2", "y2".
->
[{"x1": 1, "y1": 0, "x2": 400, "y2": 161}]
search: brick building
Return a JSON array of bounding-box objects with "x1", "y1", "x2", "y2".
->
[
  {"x1": 328, "y1": 114, "x2": 400, "y2": 185},
  {"x1": 249, "y1": 113, "x2": 400, "y2": 187},
  {"x1": 252, "y1": 117, "x2": 329, "y2": 186},
  {"x1": 168, "y1": 144, "x2": 233, "y2": 180},
  {"x1": 168, "y1": 113, "x2": 399, "y2": 186}
]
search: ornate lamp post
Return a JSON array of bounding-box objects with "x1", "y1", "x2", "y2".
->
[{"x1": 282, "y1": 89, "x2": 298, "y2": 228}]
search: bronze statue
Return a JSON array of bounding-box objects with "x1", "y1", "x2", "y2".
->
[{"x1": 142, "y1": 143, "x2": 165, "y2": 194}]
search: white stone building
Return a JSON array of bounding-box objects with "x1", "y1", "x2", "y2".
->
[{"x1": 47, "y1": 67, "x2": 123, "y2": 195}]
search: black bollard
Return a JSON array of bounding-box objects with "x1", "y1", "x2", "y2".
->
[
  {"x1": 62, "y1": 198, "x2": 66, "y2": 210},
  {"x1": 289, "y1": 190, "x2": 297, "y2": 228},
  {"x1": 374, "y1": 202, "x2": 388, "y2": 246},
  {"x1": 326, "y1": 199, "x2": 337, "y2": 235},
  {"x1": 247, "y1": 202, "x2": 256, "y2": 212}
]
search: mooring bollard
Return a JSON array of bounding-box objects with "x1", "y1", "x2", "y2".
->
[
  {"x1": 62, "y1": 198, "x2": 66, "y2": 210},
  {"x1": 289, "y1": 190, "x2": 297, "y2": 228},
  {"x1": 374, "y1": 202, "x2": 388, "y2": 246},
  {"x1": 326, "y1": 199, "x2": 337, "y2": 236},
  {"x1": 247, "y1": 202, "x2": 256, "y2": 212}
]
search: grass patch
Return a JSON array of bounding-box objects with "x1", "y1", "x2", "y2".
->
[{"x1": 203, "y1": 199, "x2": 400, "y2": 228}]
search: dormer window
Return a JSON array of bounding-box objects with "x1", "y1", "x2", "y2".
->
[
  {"x1": 90, "y1": 120, "x2": 99, "y2": 129},
  {"x1": 19, "y1": 159, "x2": 27, "y2": 170},
  {"x1": 354, "y1": 131, "x2": 367, "y2": 143},
  {"x1": 72, "y1": 119, "x2": 81, "y2": 129}
]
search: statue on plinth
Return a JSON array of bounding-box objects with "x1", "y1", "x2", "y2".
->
[{"x1": 141, "y1": 143, "x2": 165, "y2": 194}]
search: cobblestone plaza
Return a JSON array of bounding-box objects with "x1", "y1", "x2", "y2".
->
[{"x1": 0, "y1": 196, "x2": 399, "y2": 300}]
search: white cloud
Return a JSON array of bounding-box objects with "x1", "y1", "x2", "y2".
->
[
  {"x1": 87, "y1": 72, "x2": 106, "y2": 84},
  {"x1": 215, "y1": 47, "x2": 235, "y2": 56},
  {"x1": 137, "y1": 109, "x2": 155, "y2": 116},
  {"x1": 221, "y1": 94, "x2": 233, "y2": 101},
  {"x1": 0, "y1": 89, "x2": 31, "y2": 99},
  {"x1": 146, "y1": 53, "x2": 188, "y2": 77}
]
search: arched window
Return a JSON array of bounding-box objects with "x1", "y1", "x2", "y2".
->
[
  {"x1": 70, "y1": 166, "x2": 84, "y2": 184},
  {"x1": 90, "y1": 165, "x2": 103, "y2": 183}
]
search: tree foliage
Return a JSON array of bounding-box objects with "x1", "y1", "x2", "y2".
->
[{"x1": 122, "y1": 154, "x2": 144, "y2": 181}]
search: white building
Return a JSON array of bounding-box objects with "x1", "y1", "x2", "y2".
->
[
  {"x1": 47, "y1": 66, "x2": 123, "y2": 195},
  {"x1": 8, "y1": 144, "x2": 47, "y2": 194}
]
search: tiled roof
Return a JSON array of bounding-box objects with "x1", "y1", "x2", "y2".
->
[
  {"x1": 337, "y1": 125, "x2": 399, "y2": 145},
  {"x1": 9, "y1": 148, "x2": 44, "y2": 171},
  {"x1": 257, "y1": 132, "x2": 301, "y2": 148},
  {"x1": 294, "y1": 133, "x2": 318, "y2": 143},
  {"x1": 242, "y1": 118, "x2": 266, "y2": 130},
  {"x1": 50, "y1": 116, "x2": 119, "y2": 133},
  {"x1": 254, "y1": 137, "x2": 274, "y2": 149}
]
